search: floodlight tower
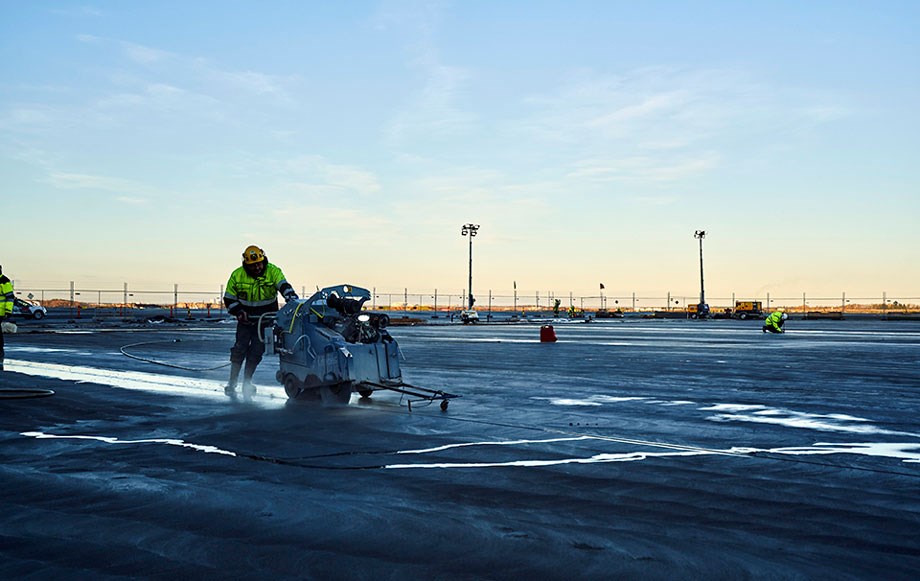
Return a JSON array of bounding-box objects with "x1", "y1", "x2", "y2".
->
[
  {"x1": 461, "y1": 223, "x2": 479, "y2": 310},
  {"x1": 694, "y1": 230, "x2": 710, "y2": 318}
]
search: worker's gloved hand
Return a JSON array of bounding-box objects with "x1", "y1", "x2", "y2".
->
[
  {"x1": 236, "y1": 311, "x2": 249, "y2": 324},
  {"x1": 284, "y1": 292, "x2": 299, "y2": 303}
]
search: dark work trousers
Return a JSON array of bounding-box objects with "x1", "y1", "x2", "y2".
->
[
  {"x1": 0, "y1": 320, "x2": 5, "y2": 369},
  {"x1": 230, "y1": 319, "x2": 270, "y2": 382}
]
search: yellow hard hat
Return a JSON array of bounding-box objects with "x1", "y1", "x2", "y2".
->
[{"x1": 242, "y1": 245, "x2": 265, "y2": 265}]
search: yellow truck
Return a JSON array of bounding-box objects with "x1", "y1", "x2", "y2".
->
[{"x1": 733, "y1": 301, "x2": 763, "y2": 319}]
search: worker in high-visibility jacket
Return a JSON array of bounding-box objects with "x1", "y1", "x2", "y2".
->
[
  {"x1": 0, "y1": 265, "x2": 15, "y2": 371},
  {"x1": 762, "y1": 308, "x2": 787, "y2": 334},
  {"x1": 223, "y1": 246, "x2": 299, "y2": 398}
]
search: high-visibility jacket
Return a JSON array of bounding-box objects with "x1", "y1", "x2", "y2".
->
[
  {"x1": 0, "y1": 275, "x2": 13, "y2": 317},
  {"x1": 764, "y1": 310, "x2": 785, "y2": 332},
  {"x1": 223, "y1": 263, "x2": 297, "y2": 318}
]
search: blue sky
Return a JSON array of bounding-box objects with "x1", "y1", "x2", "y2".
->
[{"x1": 2, "y1": 1, "x2": 918, "y2": 299}]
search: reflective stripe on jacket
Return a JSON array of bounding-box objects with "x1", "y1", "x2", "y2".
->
[
  {"x1": 0, "y1": 276, "x2": 13, "y2": 317},
  {"x1": 223, "y1": 263, "x2": 295, "y2": 317}
]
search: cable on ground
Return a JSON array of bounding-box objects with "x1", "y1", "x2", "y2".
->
[{"x1": 120, "y1": 339, "x2": 231, "y2": 371}]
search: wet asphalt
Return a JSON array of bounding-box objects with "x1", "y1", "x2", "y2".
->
[{"x1": 1, "y1": 317, "x2": 918, "y2": 579}]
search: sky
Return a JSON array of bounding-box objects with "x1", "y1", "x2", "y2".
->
[{"x1": 2, "y1": 0, "x2": 918, "y2": 301}]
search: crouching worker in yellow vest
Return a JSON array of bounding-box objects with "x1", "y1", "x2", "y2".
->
[
  {"x1": 223, "y1": 246, "x2": 299, "y2": 399},
  {"x1": 762, "y1": 308, "x2": 787, "y2": 334}
]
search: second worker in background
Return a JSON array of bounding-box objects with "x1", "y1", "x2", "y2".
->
[
  {"x1": 223, "y1": 245, "x2": 299, "y2": 399},
  {"x1": 762, "y1": 308, "x2": 788, "y2": 334}
]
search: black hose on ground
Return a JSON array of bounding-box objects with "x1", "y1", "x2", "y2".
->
[{"x1": 119, "y1": 339, "x2": 231, "y2": 371}]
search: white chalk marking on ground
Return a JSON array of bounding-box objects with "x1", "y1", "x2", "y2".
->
[
  {"x1": 701, "y1": 404, "x2": 768, "y2": 412},
  {"x1": 21, "y1": 431, "x2": 237, "y2": 456},
  {"x1": 706, "y1": 406, "x2": 920, "y2": 438},
  {"x1": 532, "y1": 395, "x2": 648, "y2": 406},
  {"x1": 533, "y1": 398, "x2": 913, "y2": 440},
  {"x1": 589, "y1": 395, "x2": 649, "y2": 403},
  {"x1": 533, "y1": 397, "x2": 603, "y2": 406},
  {"x1": 385, "y1": 439, "x2": 920, "y2": 469},
  {"x1": 385, "y1": 450, "x2": 708, "y2": 469},
  {"x1": 9, "y1": 346, "x2": 94, "y2": 355},
  {"x1": 20, "y1": 431, "x2": 920, "y2": 469},
  {"x1": 731, "y1": 442, "x2": 920, "y2": 463},
  {"x1": 398, "y1": 436, "x2": 597, "y2": 454}
]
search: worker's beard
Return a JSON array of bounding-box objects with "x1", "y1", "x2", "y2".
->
[{"x1": 243, "y1": 259, "x2": 267, "y2": 278}]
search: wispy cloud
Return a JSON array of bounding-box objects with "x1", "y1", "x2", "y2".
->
[
  {"x1": 516, "y1": 66, "x2": 757, "y2": 146},
  {"x1": 94, "y1": 82, "x2": 220, "y2": 115},
  {"x1": 114, "y1": 196, "x2": 148, "y2": 205},
  {"x1": 504, "y1": 65, "x2": 851, "y2": 191},
  {"x1": 386, "y1": 62, "x2": 476, "y2": 145},
  {"x1": 121, "y1": 41, "x2": 172, "y2": 64},
  {"x1": 0, "y1": 106, "x2": 57, "y2": 130},
  {"x1": 567, "y1": 153, "x2": 721, "y2": 183},
  {"x1": 268, "y1": 155, "x2": 382, "y2": 197},
  {"x1": 45, "y1": 171, "x2": 155, "y2": 200},
  {"x1": 381, "y1": 4, "x2": 477, "y2": 147},
  {"x1": 75, "y1": 36, "x2": 297, "y2": 103},
  {"x1": 206, "y1": 69, "x2": 296, "y2": 101},
  {"x1": 52, "y1": 6, "x2": 103, "y2": 17}
]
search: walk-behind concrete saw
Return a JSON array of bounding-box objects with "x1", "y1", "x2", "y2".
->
[{"x1": 265, "y1": 284, "x2": 459, "y2": 410}]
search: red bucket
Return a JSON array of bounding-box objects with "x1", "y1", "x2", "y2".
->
[{"x1": 540, "y1": 324, "x2": 557, "y2": 342}]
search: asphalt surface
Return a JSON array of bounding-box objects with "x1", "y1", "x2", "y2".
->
[{"x1": 1, "y1": 317, "x2": 918, "y2": 579}]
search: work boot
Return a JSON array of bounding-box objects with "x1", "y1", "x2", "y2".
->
[
  {"x1": 242, "y1": 361, "x2": 259, "y2": 397},
  {"x1": 225, "y1": 361, "x2": 242, "y2": 397},
  {"x1": 242, "y1": 381, "x2": 256, "y2": 401}
]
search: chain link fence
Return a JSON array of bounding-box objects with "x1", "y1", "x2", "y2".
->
[{"x1": 10, "y1": 281, "x2": 920, "y2": 317}]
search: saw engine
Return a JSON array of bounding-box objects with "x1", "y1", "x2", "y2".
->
[{"x1": 267, "y1": 284, "x2": 457, "y2": 409}]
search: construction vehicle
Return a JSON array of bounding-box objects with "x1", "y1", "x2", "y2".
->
[
  {"x1": 266, "y1": 284, "x2": 459, "y2": 410},
  {"x1": 733, "y1": 301, "x2": 763, "y2": 319},
  {"x1": 687, "y1": 303, "x2": 710, "y2": 319},
  {"x1": 595, "y1": 308, "x2": 624, "y2": 319}
]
